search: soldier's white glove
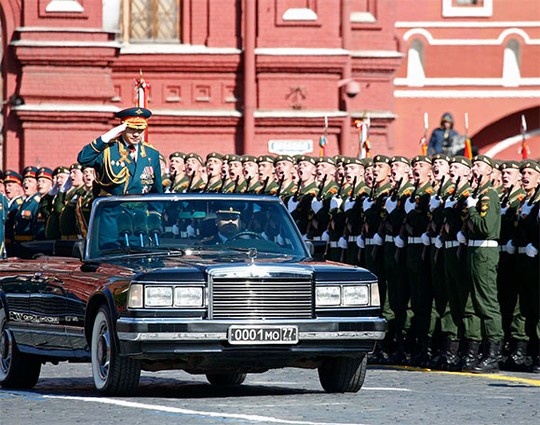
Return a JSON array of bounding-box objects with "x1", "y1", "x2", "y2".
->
[
  {"x1": 311, "y1": 198, "x2": 323, "y2": 214},
  {"x1": 172, "y1": 224, "x2": 180, "y2": 236},
  {"x1": 525, "y1": 243, "x2": 538, "y2": 258},
  {"x1": 434, "y1": 235, "x2": 443, "y2": 249},
  {"x1": 394, "y1": 235, "x2": 405, "y2": 248},
  {"x1": 429, "y1": 196, "x2": 441, "y2": 212},
  {"x1": 500, "y1": 206, "x2": 508, "y2": 215},
  {"x1": 302, "y1": 234, "x2": 308, "y2": 241},
  {"x1": 101, "y1": 123, "x2": 127, "y2": 143},
  {"x1": 287, "y1": 197, "x2": 299, "y2": 213},
  {"x1": 344, "y1": 197, "x2": 356, "y2": 212},
  {"x1": 338, "y1": 237, "x2": 348, "y2": 249},
  {"x1": 421, "y1": 232, "x2": 431, "y2": 246},
  {"x1": 362, "y1": 198, "x2": 374, "y2": 211},
  {"x1": 330, "y1": 196, "x2": 343, "y2": 210},
  {"x1": 444, "y1": 197, "x2": 457, "y2": 209},
  {"x1": 48, "y1": 185, "x2": 59, "y2": 196},
  {"x1": 60, "y1": 178, "x2": 72, "y2": 193},
  {"x1": 356, "y1": 235, "x2": 365, "y2": 248},
  {"x1": 505, "y1": 239, "x2": 516, "y2": 255},
  {"x1": 404, "y1": 198, "x2": 416, "y2": 214},
  {"x1": 321, "y1": 230, "x2": 330, "y2": 243},
  {"x1": 186, "y1": 224, "x2": 196, "y2": 238},
  {"x1": 457, "y1": 230, "x2": 467, "y2": 244},
  {"x1": 276, "y1": 234, "x2": 285, "y2": 245},
  {"x1": 466, "y1": 196, "x2": 479, "y2": 208},
  {"x1": 373, "y1": 233, "x2": 384, "y2": 246},
  {"x1": 385, "y1": 197, "x2": 397, "y2": 214},
  {"x1": 520, "y1": 202, "x2": 533, "y2": 217}
]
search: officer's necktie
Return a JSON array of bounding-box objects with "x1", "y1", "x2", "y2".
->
[{"x1": 128, "y1": 144, "x2": 136, "y2": 161}]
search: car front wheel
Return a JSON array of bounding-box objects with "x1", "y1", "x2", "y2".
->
[
  {"x1": 318, "y1": 355, "x2": 367, "y2": 393},
  {"x1": 91, "y1": 305, "x2": 141, "y2": 395},
  {"x1": 0, "y1": 307, "x2": 41, "y2": 389}
]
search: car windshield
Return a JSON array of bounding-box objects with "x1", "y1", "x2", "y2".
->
[{"x1": 86, "y1": 194, "x2": 309, "y2": 260}]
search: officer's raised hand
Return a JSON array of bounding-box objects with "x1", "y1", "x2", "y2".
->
[{"x1": 101, "y1": 123, "x2": 127, "y2": 143}]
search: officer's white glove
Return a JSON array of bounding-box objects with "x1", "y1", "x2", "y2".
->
[
  {"x1": 429, "y1": 196, "x2": 441, "y2": 212},
  {"x1": 385, "y1": 196, "x2": 397, "y2": 214},
  {"x1": 338, "y1": 236, "x2": 348, "y2": 249},
  {"x1": 466, "y1": 196, "x2": 479, "y2": 208},
  {"x1": 172, "y1": 224, "x2": 180, "y2": 236},
  {"x1": 287, "y1": 197, "x2": 299, "y2": 213},
  {"x1": 525, "y1": 243, "x2": 538, "y2": 258},
  {"x1": 373, "y1": 233, "x2": 384, "y2": 246},
  {"x1": 344, "y1": 197, "x2": 356, "y2": 212},
  {"x1": 321, "y1": 230, "x2": 330, "y2": 243},
  {"x1": 276, "y1": 234, "x2": 285, "y2": 245},
  {"x1": 356, "y1": 235, "x2": 365, "y2": 248},
  {"x1": 500, "y1": 206, "x2": 508, "y2": 215},
  {"x1": 60, "y1": 178, "x2": 72, "y2": 193},
  {"x1": 421, "y1": 232, "x2": 431, "y2": 246},
  {"x1": 101, "y1": 123, "x2": 127, "y2": 143},
  {"x1": 394, "y1": 235, "x2": 405, "y2": 248},
  {"x1": 311, "y1": 198, "x2": 323, "y2": 214},
  {"x1": 186, "y1": 224, "x2": 196, "y2": 238},
  {"x1": 362, "y1": 198, "x2": 374, "y2": 212},
  {"x1": 520, "y1": 202, "x2": 533, "y2": 217},
  {"x1": 330, "y1": 196, "x2": 343, "y2": 210},
  {"x1": 444, "y1": 197, "x2": 457, "y2": 209},
  {"x1": 434, "y1": 235, "x2": 443, "y2": 249},
  {"x1": 404, "y1": 198, "x2": 416, "y2": 214},
  {"x1": 505, "y1": 239, "x2": 516, "y2": 255},
  {"x1": 457, "y1": 230, "x2": 467, "y2": 244}
]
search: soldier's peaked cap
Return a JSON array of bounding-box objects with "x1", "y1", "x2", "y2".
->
[
  {"x1": 373, "y1": 155, "x2": 390, "y2": 164},
  {"x1": 296, "y1": 155, "x2": 317, "y2": 165},
  {"x1": 390, "y1": 155, "x2": 410, "y2": 165},
  {"x1": 206, "y1": 152, "x2": 223, "y2": 161},
  {"x1": 472, "y1": 154, "x2": 494, "y2": 168},
  {"x1": 500, "y1": 160, "x2": 520, "y2": 170},
  {"x1": 343, "y1": 157, "x2": 363, "y2": 166},
  {"x1": 169, "y1": 152, "x2": 186, "y2": 160},
  {"x1": 37, "y1": 167, "x2": 53, "y2": 181},
  {"x1": 257, "y1": 154, "x2": 275, "y2": 164},
  {"x1": 185, "y1": 152, "x2": 203, "y2": 165},
  {"x1": 274, "y1": 154, "x2": 294, "y2": 165},
  {"x1": 451, "y1": 156, "x2": 472, "y2": 168},
  {"x1": 432, "y1": 153, "x2": 451, "y2": 163},
  {"x1": 520, "y1": 159, "x2": 540, "y2": 173},
  {"x1": 317, "y1": 156, "x2": 336, "y2": 166},
  {"x1": 22, "y1": 166, "x2": 38, "y2": 179},
  {"x1": 115, "y1": 107, "x2": 152, "y2": 130},
  {"x1": 411, "y1": 155, "x2": 432, "y2": 166},
  {"x1": 4, "y1": 170, "x2": 22, "y2": 184}
]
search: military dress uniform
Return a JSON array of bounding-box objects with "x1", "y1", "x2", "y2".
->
[
  {"x1": 342, "y1": 173, "x2": 370, "y2": 266},
  {"x1": 0, "y1": 191, "x2": 8, "y2": 258},
  {"x1": 14, "y1": 167, "x2": 41, "y2": 245},
  {"x1": 4, "y1": 171, "x2": 24, "y2": 256}
]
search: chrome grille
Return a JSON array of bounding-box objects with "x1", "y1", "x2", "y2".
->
[{"x1": 210, "y1": 273, "x2": 313, "y2": 319}]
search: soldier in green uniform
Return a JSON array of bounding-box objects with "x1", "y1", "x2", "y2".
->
[
  {"x1": 39, "y1": 166, "x2": 70, "y2": 240},
  {"x1": 257, "y1": 155, "x2": 278, "y2": 195},
  {"x1": 497, "y1": 160, "x2": 528, "y2": 370},
  {"x1": 461, "y1": 155, "x2": 503, "y2": 373},
  {"x1": 242, "y1": 155, "x2": 263, "y2": 194},
  {"x1": 58, "y1": 164, "x2": 87, "y2": 239},
  {"x1": 184, "y1": 153, "x2": 207, "y2": 192},
  {"x1": 0, "y1": 173, "x2": 8, "y2": 258},
  {"x1": 167, "y1": 152, "x2": 189, "y2": 193},
  {"x1": 513, "y1": 160, "x2": 540, "y2": 373},
  {"x1": 75, "y1": 166, "x2": 96, "y2": 238},
  {"x1": 383, "y1": 156, "x2": 414, "y2": 364},
  {"x1": 287, "y1": 155, "x2": 318, "y2": 238},
  {"x1": 204, "y1": 152, "x2": 224, "y2": 192},
  {"x1": 3, "y1": 171, "x2": 24, "y2": 256},
  {"x1": 273, "y1": 155, "x2": 297, "y2": 199},
  {"x1": 440, "y1": 157, "x2": 482, "y2": 371},
  {"x1": 309, "y1": 157, "x2": 339, "y2": 242},
  {"x1": 397, "y1": 155, "x2": 434, "y2": 366},
  {"x1": 222, "y1": 155, "x2": 246, "y2": 193},
  {"x1": 33, "y1": 167, "x2": 55, "y2": 240}
]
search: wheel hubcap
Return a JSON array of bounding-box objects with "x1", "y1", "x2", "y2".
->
[
  {"x1": 0, "y1": 328, "x2": 13, "y2": 376},
  {"x1": 96, "y1": 322, "x2": 111, "y2": 380}
]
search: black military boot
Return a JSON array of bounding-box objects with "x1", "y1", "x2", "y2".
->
[
  {"x1": 531, "y1": 356, "x2": 540, "y2": 373},
  {"x1": 411, "y1": 337, "x2": 432, "y2": 368},
  {"x1": 443, "y1": 339, "x2": 461, "y2": 371},
  {"x1": 460, "y1": 340, "x2": 481, "y2": 372},
  {"x1": 472, "y1": 340, "x2": 503, "y2": 373},
  {"x1": 504, "y1": 340, "x2": 529, "y2": 371}
]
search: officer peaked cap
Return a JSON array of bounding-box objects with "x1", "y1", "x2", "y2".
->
[{"x1": 115, "y1": 107, "x2": 152, "y2": 130}]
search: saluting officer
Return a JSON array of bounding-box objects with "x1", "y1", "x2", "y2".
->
[{"x1": 77, "y1": 107, "x2": 163, "y2": 196}]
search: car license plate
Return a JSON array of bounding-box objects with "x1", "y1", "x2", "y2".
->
[{"x1": 228, "y1": 325, "x2": 299, "y2": 345}]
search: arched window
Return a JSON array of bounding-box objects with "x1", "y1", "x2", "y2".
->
[
  {"x1": 502, "y1": 39, "x2": 521, "y2": 87},
  {"x1": 407, "y1": 39, "x2": 425, "y2": 87}
]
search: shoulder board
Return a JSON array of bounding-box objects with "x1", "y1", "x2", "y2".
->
[
  {"x1": 425, "y1": 187, "x2": 434, "y2": 195},
  {"x1": 142, "y1": 141, "x2": 157, "y2": 150},
  {"x1": 403, "y1": 189, "x2": 412, "y2": 196},
  {"x1": 517, "y1": 193, "x2": 525, "y2": 201},
  {"x1": 462, "y1": 190, "x2": 470, "y2": 197},
  {"x1": 447, "y1": 187, "x2": 456, "y2": 195},
  {"x1": 328, "y1": 187, "x2": 338, "y2": 195},
  {"x1": 482, "y1": 188, "x2": 489, "y2": 195},
  {"x1": 16, "y1": 198, "x2": 23, "y2": 205}
]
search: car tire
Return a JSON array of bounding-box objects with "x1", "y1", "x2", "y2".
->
[
  {"x1": 91, "y1": 305, "x2": 141, "y2": 395},
  {"x1": 0, "y1": 307, "x2": 41, "y2": 389},
  {"x1": 318, "y1": 355, "x2": 367, "y2": 393},
  {"x1": 206, "y1": 372, "x2": 247, "y2": 386}
]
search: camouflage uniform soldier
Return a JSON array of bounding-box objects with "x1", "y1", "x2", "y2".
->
[
  {"x1": 462, "y1": 155, "x2": 503, "y2": 373},
  {"x1": 513, "y1": 160, "x2": 540, "y2": 373},
  {"x1": 184, "y1": 153, "x2": 206, "y2": 193},
  {"x1": 59, "y1": 165, "x2": 87, "y2": 239},
  {"x1": 497, "y1": 160, "x2": 528, "y2": 370}
]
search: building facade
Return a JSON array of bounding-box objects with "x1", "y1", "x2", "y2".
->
[{"x1": 0, "y1": 0, "x2": 538, "y2": 170}]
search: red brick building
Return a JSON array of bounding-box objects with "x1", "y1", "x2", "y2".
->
[{"x1": 0, "y1": 0, "x2": 538, "y2": 170}]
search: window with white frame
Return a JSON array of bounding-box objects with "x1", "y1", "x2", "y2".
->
[
  {"x1": 502, "y1": 39, "x2": 521, "y2": 87},
  {"x1": 122, "y1": 0, "x2": 180, "y2": 43},
  {"x1": 407, "y1": 39, "x2": 425, "y2": 87},
  {"x1": 442, "y1": 0, "x2": 492, "y2": 17}
]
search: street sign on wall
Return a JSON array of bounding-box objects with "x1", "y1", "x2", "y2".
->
[{"x1": 268, "y1": 139, "x2": 313, "y2": 155}]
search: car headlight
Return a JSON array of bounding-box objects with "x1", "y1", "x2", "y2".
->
[
  {"x1": 174, "y1": 287, "x2": 204, "y2": 307},
  {"x1": 316, "y1": 286, "x2": 341, "y2": 306},
  {"x1": 128, "y1": 283, "x2": 143, "y2": 308},
  {"x1": 145, "y1": 286, "x2": 173, "y2": 307},
  {"x1": 342, "y1": 285, "x2": 369, "y2": 306}
]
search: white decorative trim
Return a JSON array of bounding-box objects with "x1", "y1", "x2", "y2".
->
[
  {"x1": 351, "y1": 12, "x2": 376, "y2": 24},
  {"x1": 10, "y1": 40, "x2": 121, "y2": 48},
  {"x1": 255, "y1": 110, "x2": 346, "y2": 118},
  {"x1": 396, "y1": 21, "x2": 540, "y2": 28},
  {"x1": 255, "y1": 48, "x2": 349, "y2": 56},
  {"x1": 12, "y1": 104, "x2": 119, "y2": 112},
  {"x1": 120, "y1": 44, "x2": 241, "y2": 55},
  {"x1": 45, "y1": 0, "x2": 84, "y2": 13},
  {"x1": 394, "y1": 90, "x2": 540, "y2": 98},
  {"x1": 282, "y1": 8, "x2": 318, "y2": 21},
  {"x1": 154, "y1": 109, "x2": 242, "y2": 117},
  {"x1": 442, "y1": 0, "x2": 492, "y2": 17},
  {"x1": 351, "y1": 50, "x2": 404, "y2": 58},
  {"x1": 484, "y1": 129, "x2": 540, "y2": 157},
  {"x1": 402, "y1": 28, "x2": 540, "y2": 45},
  {"x1": 394, "y1": 78, "x2": 540, "y2": 87}
]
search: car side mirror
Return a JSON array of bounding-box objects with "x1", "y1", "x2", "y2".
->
[
  {"x1": 305, "y1": 240, "x2": 326, "y2": 261},
  {"x1": 72, "y1": 240, "x2": 86, "y2": 260}
]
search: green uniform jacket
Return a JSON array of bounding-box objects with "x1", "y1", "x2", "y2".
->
[{"x1": 466, "y1": 183, "x2": 501, "y2": 240}]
